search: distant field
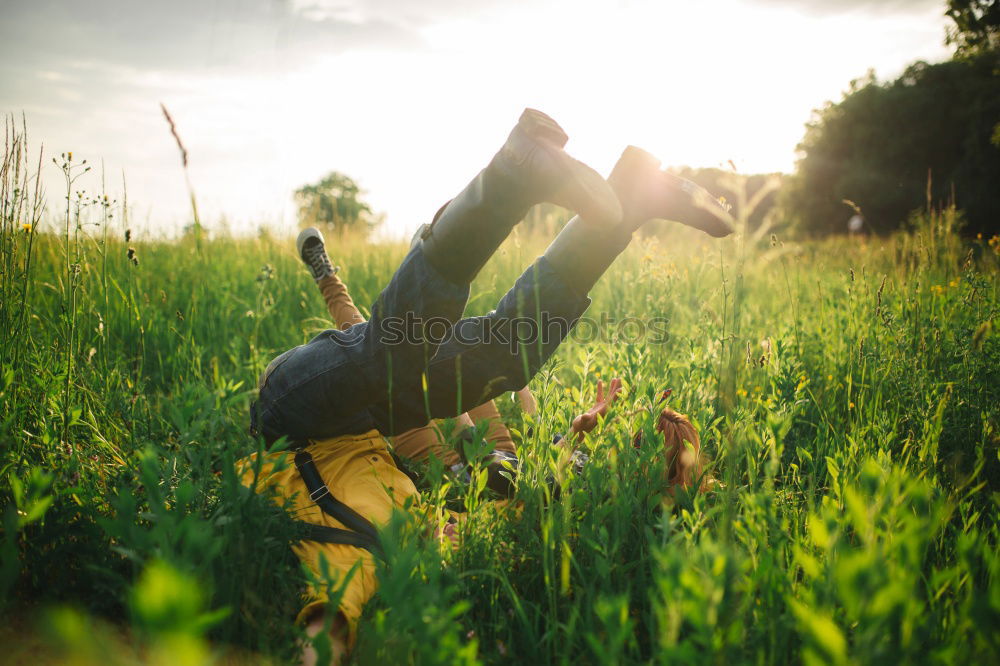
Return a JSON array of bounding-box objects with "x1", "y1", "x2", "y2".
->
[{"x1": 2, "y1": 164, "x2": 999, "y2": 665}]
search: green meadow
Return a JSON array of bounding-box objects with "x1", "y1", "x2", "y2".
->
[{"x1": 2, "y1": 134, "x2": 999, "y2": 665}]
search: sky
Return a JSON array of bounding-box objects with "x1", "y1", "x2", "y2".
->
[{"x1": 1, "y1": 0, "x2": 952, "y2": 239}]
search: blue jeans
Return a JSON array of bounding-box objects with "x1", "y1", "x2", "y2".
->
[{"x1": 251, "y1": 245, "x2": 590, "y2": 443}]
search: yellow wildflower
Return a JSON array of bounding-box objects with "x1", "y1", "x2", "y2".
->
[
  {"x1": 848, "y1": 401, "x2": 855, "y2": 409},
  {"x1": 21, "y1": 222, "x2": 31, "y2": 233}
]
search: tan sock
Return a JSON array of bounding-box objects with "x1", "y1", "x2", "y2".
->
[{"x1": 317, "y1": 274, "x2": 366, "y2": 330}]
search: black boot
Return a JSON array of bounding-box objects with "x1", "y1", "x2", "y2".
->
[
  {"x1": 420, "y1": 108, "x2": 622, "y2": 285},
  {"x1": 608, "y1": 145, "x2": 734, "y2": 237},
  {"x1": 544, "y1": 145, "x2": 735, "y2": 297}
]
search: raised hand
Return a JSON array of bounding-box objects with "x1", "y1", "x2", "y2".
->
[{"x1": 570, "y1": 377, "x2": 623, "y2": 441}]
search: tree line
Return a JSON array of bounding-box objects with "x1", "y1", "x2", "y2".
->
[{"x1": 784, "y1": 0, "x2": 999, "y2": 236}]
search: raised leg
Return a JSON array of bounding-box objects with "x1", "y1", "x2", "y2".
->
[
  {"x1": 367, "y1": 145, "x2": 735, "y2": 436},
  {"x1": 367, "y1": 255, "x2": 590, "y2": 436},
  {"x1": 252, "y1": 109, "x2": 621, "y2": 443}
]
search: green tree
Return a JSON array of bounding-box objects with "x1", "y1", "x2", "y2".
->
[
  {"x1": 946, "y1": 0, "x2": 1000, "y2": 57},
  {"x1": 294, "y1": 171, "x2": 379, "y2": 236},
  {"x1": 784, "y1": 54, "x2": 1000, "y2": 236}
]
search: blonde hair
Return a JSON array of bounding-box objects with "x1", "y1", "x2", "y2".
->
[{"x1": 652, "y1": 408, "x2": 711, "y2": 493}]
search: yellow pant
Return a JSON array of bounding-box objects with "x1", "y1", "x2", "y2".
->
[{"x1": 238, "y1": 430, "x2": 420, "y2": 645}]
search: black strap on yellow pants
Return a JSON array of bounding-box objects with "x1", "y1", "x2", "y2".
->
[{"x1": 292, "y1": 448, "x2": 382, "y2": 557}]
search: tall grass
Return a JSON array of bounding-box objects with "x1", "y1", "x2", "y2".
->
[{"x1": 1, "y1": 129, "x2": 998, "y2": 664}]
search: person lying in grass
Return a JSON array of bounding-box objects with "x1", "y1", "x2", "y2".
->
[{"x1": 241, "y1": 108, "x2": 732, "y2": 664}]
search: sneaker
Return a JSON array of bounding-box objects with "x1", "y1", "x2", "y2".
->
[{"x1": 296, "y1": 227, "x2": 336, "y2": 281}]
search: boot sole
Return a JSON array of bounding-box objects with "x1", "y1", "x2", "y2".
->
[
  {"x1": 518, "y1": 108, "x2": 569, "y2": 148},
  {"x1": 515, "y1": 110, "x2": 622, "y2": 225}
]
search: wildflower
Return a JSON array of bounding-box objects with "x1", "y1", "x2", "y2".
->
[
  {"x1": 848, "y1": 401, "x2": 855, "y2": 409},
  {"x1": 257, "y1": 264, "x2": 275, "y2": 282},
  {"x1": 977, "y1": 233, "x2": 983, "y2": 240},
  {"x1": 21, "y1": 222, "x2": 31, "y2": 233},
  {"x1": 737, "y1": 388, "x2": 747, "y2": 397},
  {"x1": 827, "y1": 374, "x2": 833, "y2": 381}
]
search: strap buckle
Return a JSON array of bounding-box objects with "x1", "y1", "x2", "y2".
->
[{"x1": 309, "y1": 485, "x2": 330, "y2": 503}]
